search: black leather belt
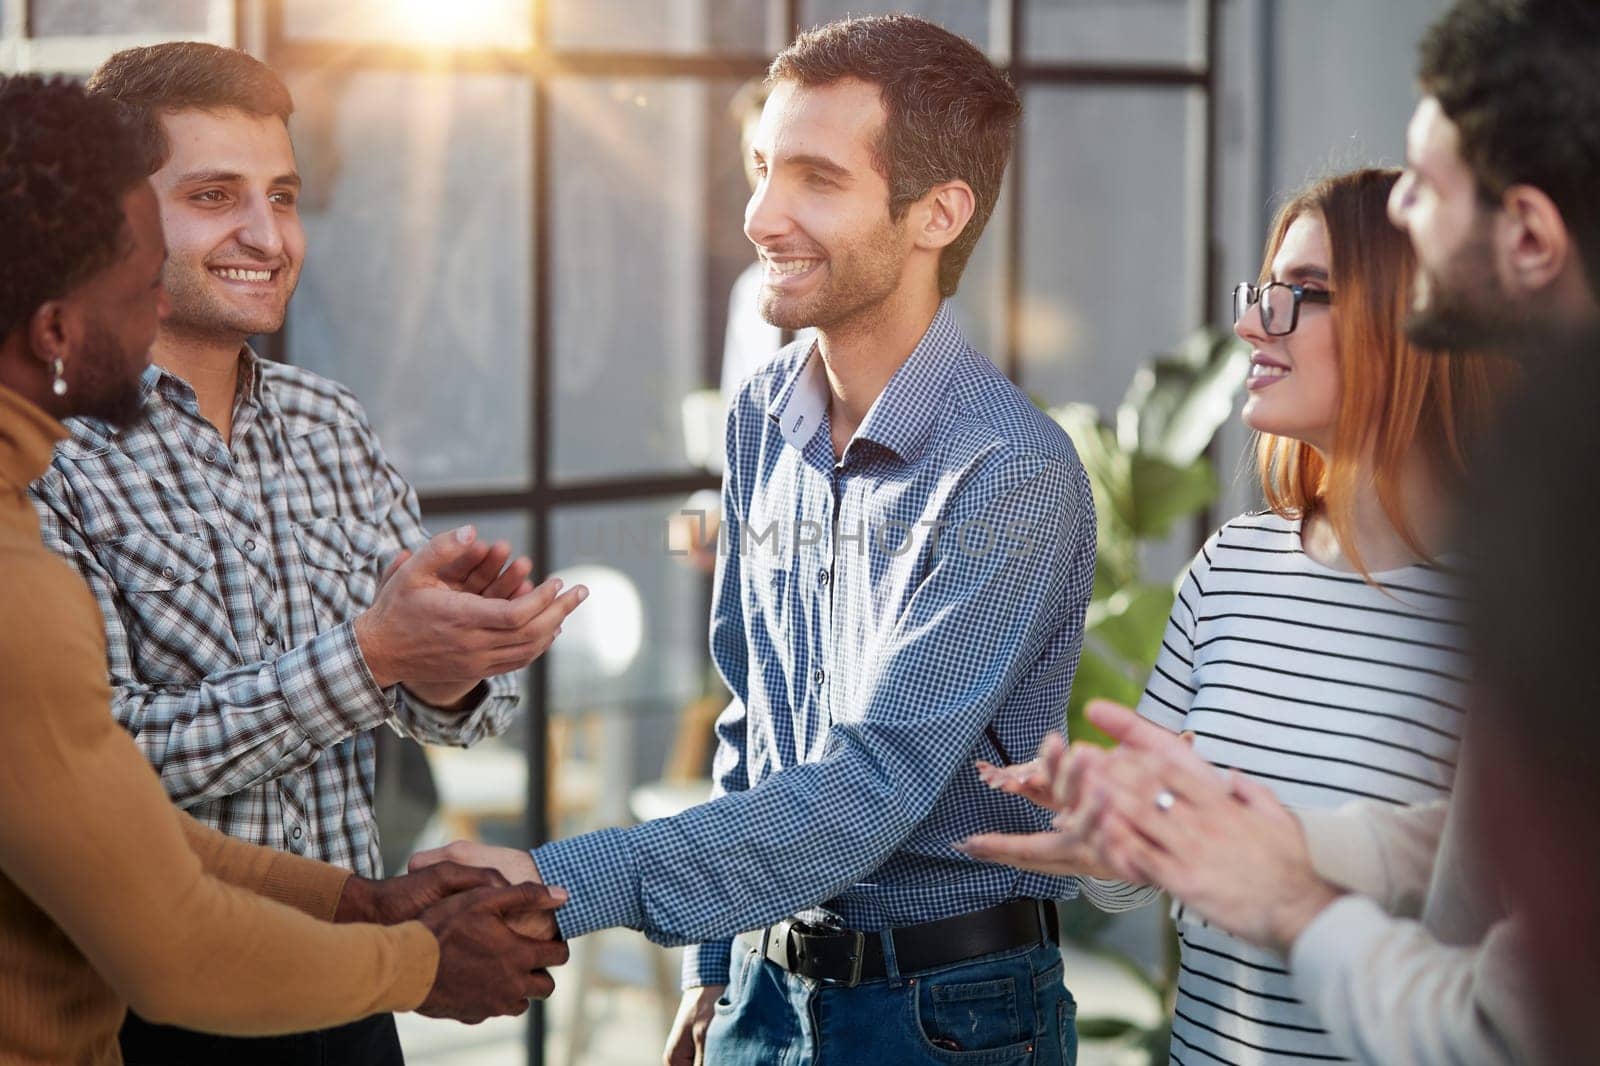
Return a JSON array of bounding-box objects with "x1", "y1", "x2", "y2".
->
[{"x1": 738, "y1": 899, "x2": 1059, "y2": 988}]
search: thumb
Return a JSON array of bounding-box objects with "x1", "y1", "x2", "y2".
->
[
  {"x1": 378, "y1": 548, "x2": 412, "y2": 589},
  {"x1": 410, "y1": 526, "x2": 489, "y2": 585},
  {"x1": 496, "y1": 881, "x2": 570, "y2": 917}
]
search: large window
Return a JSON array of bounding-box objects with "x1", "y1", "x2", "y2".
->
[{"x1": 2, "y1": 1, "x2": 1222, "y2": 1061}]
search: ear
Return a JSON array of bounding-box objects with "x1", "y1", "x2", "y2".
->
[
  {"x1": 1496, "y1": 183, "x2": 1573, "y2": 296},
  {"x1": 912, "y1": 179, "x2": 977, "y2": 252},
  {"x1": 26, "y1": 298, "x2": 77, "y2": 371}
]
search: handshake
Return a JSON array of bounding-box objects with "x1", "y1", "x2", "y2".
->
[{"x1": 335, "y1": 858, "x2": 567, "y2": 1025}]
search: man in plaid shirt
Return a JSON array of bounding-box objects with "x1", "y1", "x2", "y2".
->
[{"x1": 28, "y1": 43, "x2": 584, "y2": 1066}]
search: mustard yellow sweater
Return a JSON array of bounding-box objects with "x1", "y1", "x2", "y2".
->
[{"x1": 0, "y1": 384, "x2": 437, "y2": 1064}]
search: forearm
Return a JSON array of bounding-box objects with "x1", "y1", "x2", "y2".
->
[
  {"x1": 115, "y1": 622, "x2": 392, "y2": 806},
  {"x1": 1296, "y1": 800, "x2": 1448, "y2": 916},
  {"x1": 536, "y1": 749, "x2": 930, "y2": 944},
  {"x1": 0, "y1": 629, "x2": 435, "y2": 1034},
  {"x1": 1290, "y1": 897, "x2": 1533, "y2": 1064},
  {"x1": 179, "y1": 814, "x2": 350, "y2": 920}
]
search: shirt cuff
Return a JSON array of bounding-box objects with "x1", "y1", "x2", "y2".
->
[
  {"x1": 1288, "y1": 893, "x2": 1391, "y2": 1017},
  {"x1": 682, "y1": 940, "x2": 734, "y2": 989},
  {"x1": 533, "y1": 827, "x2": 643, "y2": 940},
  {"x1": 274, "y1": 621, "x2": 393, "y2": 748},
  {"x1": 395, "y1": 673, "x2": 519, "y2": 746}
]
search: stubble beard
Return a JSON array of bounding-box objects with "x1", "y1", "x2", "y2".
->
[
  {"x1": 1404, "y1": 221, "x2": 1521, "y2": 353},
  {"x1": 162, "y1": 256, "x2": 294, "y2": 343},
  {"x1": 758, "y1": 219, "x2": 908, "y2": 334},
  {"x1": 69, "y1": 318, "x2": 152, "y2": 429}
]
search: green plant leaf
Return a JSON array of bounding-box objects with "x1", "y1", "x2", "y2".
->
[
  {"x1": 1076, "y1": 1017, "x2": 1145, "y2": 1042},
  {"x1": 1118, "y1": 329, "x2": 1250, "y2": 467},
  {"x1": 1128, "y1": 454, "x2": 1218, "y2": 539},
  {"x1": 1066, "y1": 648, "x2": 1143, "y2": 746},
  {"x1": 1088, "y1": 582, "x2": 1177, "y2": 670}
]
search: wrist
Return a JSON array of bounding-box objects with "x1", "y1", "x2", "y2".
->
[
  {"x1": 333, "y1": 875, "x2": 377, "y2": 924},
  {"x1": 353, "y1": 612, "x2": 397, "y2": 689},
  {"x1": 1269, "y1": 878, "x2": 1342, "y2": 953}
]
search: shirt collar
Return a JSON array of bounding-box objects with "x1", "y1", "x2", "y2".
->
[
  {"x1": 765, "y1": 301, "x2": 965, "y2": 465},
  {"x1": 0, "y1": 383, "x2": 69, "y2": 493},
  {"x1": 138, "y1": 344, "x2": 272, "y2": 417}
]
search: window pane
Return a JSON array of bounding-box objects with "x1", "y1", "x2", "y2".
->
[
  {"x1": 801, "y1": 0, "x2": 998, "y2": 52},
  {"x1": 549, "y1": 497, "x2": 712, "y2": 823},
  {"x1": 551, "y1": 77, "x2": 753, "y2": 482},
  {"x1": 281, "y1": 0, "x2": 533, "y2": 49},
  {"x1": 31, "y1": 0, "x2": 214, "y2": 36},
  {"x1": 548, "y1": 0, "x2": 770, "y2": 53},
  {"x1": 388, "y1": 506, "x2": 535, "y2": 1062},
  {"x1": 285, "y1": 70, "x2": 533, "y2": 494},
  {"x1": 1023, "y1": 0, "x2": 1196, "y2": 65},
  {"x1": 1020, "y1": 87, "x2": 1196, "y2": 414}
]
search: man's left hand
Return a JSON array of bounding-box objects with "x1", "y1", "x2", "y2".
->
[{"x1": 335, "y1": 861, "x2": 510, "y2": 925}]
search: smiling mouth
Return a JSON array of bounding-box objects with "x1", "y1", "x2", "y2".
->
[
  {"x1": 762, "y1": 255, "x2": 824, "y2": 282},
  {"x1": 209, "y1": 267, "x2": 278, "y2": 283}
]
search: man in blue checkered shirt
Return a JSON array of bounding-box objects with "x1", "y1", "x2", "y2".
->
[
  {"x1": 28, "y1": 43, "x2": 586, "y2": 1065},
  {"x1": 420, "y1": 16, "x2": 1096, "y2": 1064}
]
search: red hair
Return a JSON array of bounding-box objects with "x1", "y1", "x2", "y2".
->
[{"x1": 1255, "y1": 168, "x2": 1516, "y2": 578}]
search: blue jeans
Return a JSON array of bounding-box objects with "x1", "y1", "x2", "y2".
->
[{"x1": 704, "y1": 937, "x2": 1077, "y2": 1065}]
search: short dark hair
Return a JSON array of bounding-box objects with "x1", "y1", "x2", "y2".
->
[
  {"x1": 0, "y1": 75, "x2": 151, "y2": 339},
  {"x1": 1419, "y1": 0, "x2": 1600, "y2": 287},
  {"x1": 769, "y1": 15, "x2": 1020, "y2": 298},
  {"x1": 87, "y1": 41, "x2": 294, "y2": 173}
]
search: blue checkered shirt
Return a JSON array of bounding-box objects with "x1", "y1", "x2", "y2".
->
[
  {"x1": 29, "y1": 350, "x2": 519, "y2": 877},
  {"x1": 535, "y1": 303, "x2": 1096, "y2": 986}
]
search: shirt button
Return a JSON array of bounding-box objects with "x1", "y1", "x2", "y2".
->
[
  {"x1": 244, "y1": 539, "x2": 257, "y2": 553},
  {"x1": 202, "y1": 450, "x2": 216, "y2": 463},
  {"x1": 262, "y1": 630, "x2": 277, "y2": 646},
  {"x1": 161, "y1": 566, "x2": 176, "y2": 580},
  {"x1": 817, "y1": 568, "x2": 830, "y2": 587},
  {"x1": 813, "y1": 667, "x2": 826, "y2": 687},
  {"x1": 291, "y1": 826, "x2": 303, "y2": 840}
]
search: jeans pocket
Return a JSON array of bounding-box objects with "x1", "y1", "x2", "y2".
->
[
  {"x1": 714, "y1": 946, "x2": 759, "y2": 1015},
  {"x1": 912, "y1": 972, "x2": 1035, "y2": 1062}
]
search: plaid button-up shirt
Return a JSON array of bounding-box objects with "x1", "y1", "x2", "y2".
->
[
  {"x1": 534, "y1": 303, "x2": 1096, "y2": 986},
  {"x1": 30, "y1": 350, "x2": 518, "y2": 877}
]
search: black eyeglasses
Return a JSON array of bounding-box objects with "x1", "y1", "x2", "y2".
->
[{"x1": 1232, "y1": 282, "x2": 1334, "y2": 336}]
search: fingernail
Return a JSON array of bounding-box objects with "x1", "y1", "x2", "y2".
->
[
  {"x1": 549, "y1": 885, "x2": 569, "y2": 903},
  {"x1": 550, "y1": 578, "x2": 563, "y2": 592},
  {"x1": 455, "y1": 525, "x2": 476, "y2": 544},
  {"x1": 576, "y1": 587, "x2": 589, "y2": 603},
  {"x1": 951, "y1": 840, "x2": 969, "y2": 852}
]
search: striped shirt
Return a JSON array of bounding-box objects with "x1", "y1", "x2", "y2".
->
[
  {"x1": 1090, "y1": 511, "x2": 1467, "y2": 1065},
  {"x1": 29, "y1": 350, "x2": 519, "y2": 877},
  {"x1": 532, "y1": 302, "x2": 1097, "y2": 986}
]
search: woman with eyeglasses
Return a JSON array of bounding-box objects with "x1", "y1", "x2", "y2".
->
[{"x1": 961, "y1": 167, "x2": 1516, "y2": 1064}]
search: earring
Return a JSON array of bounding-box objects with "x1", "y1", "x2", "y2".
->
[{"x1": 51, "y1": 358, "x2": 67, "y2": 397}]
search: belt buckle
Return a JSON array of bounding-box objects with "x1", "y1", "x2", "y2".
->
[
  {"x1": 832, "y1": 928, "x2": 865, "y2": 988},
  {"x1": 784, "y1": 920, "x2": 865, "y2": 988}
]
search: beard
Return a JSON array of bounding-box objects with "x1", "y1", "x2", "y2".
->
[
  {"x1": 757, "y1": 216, "x2": 908, "y2": 333},
  {"x1": 69, "y1": 318, "x2": 151, "y2": 429},
  {"x1": 1404, "y1": 219, "x2": 1523, "y2": 353},
  {"x1": 162, "y1": 253, "x2": 295, "y2": 340}
]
